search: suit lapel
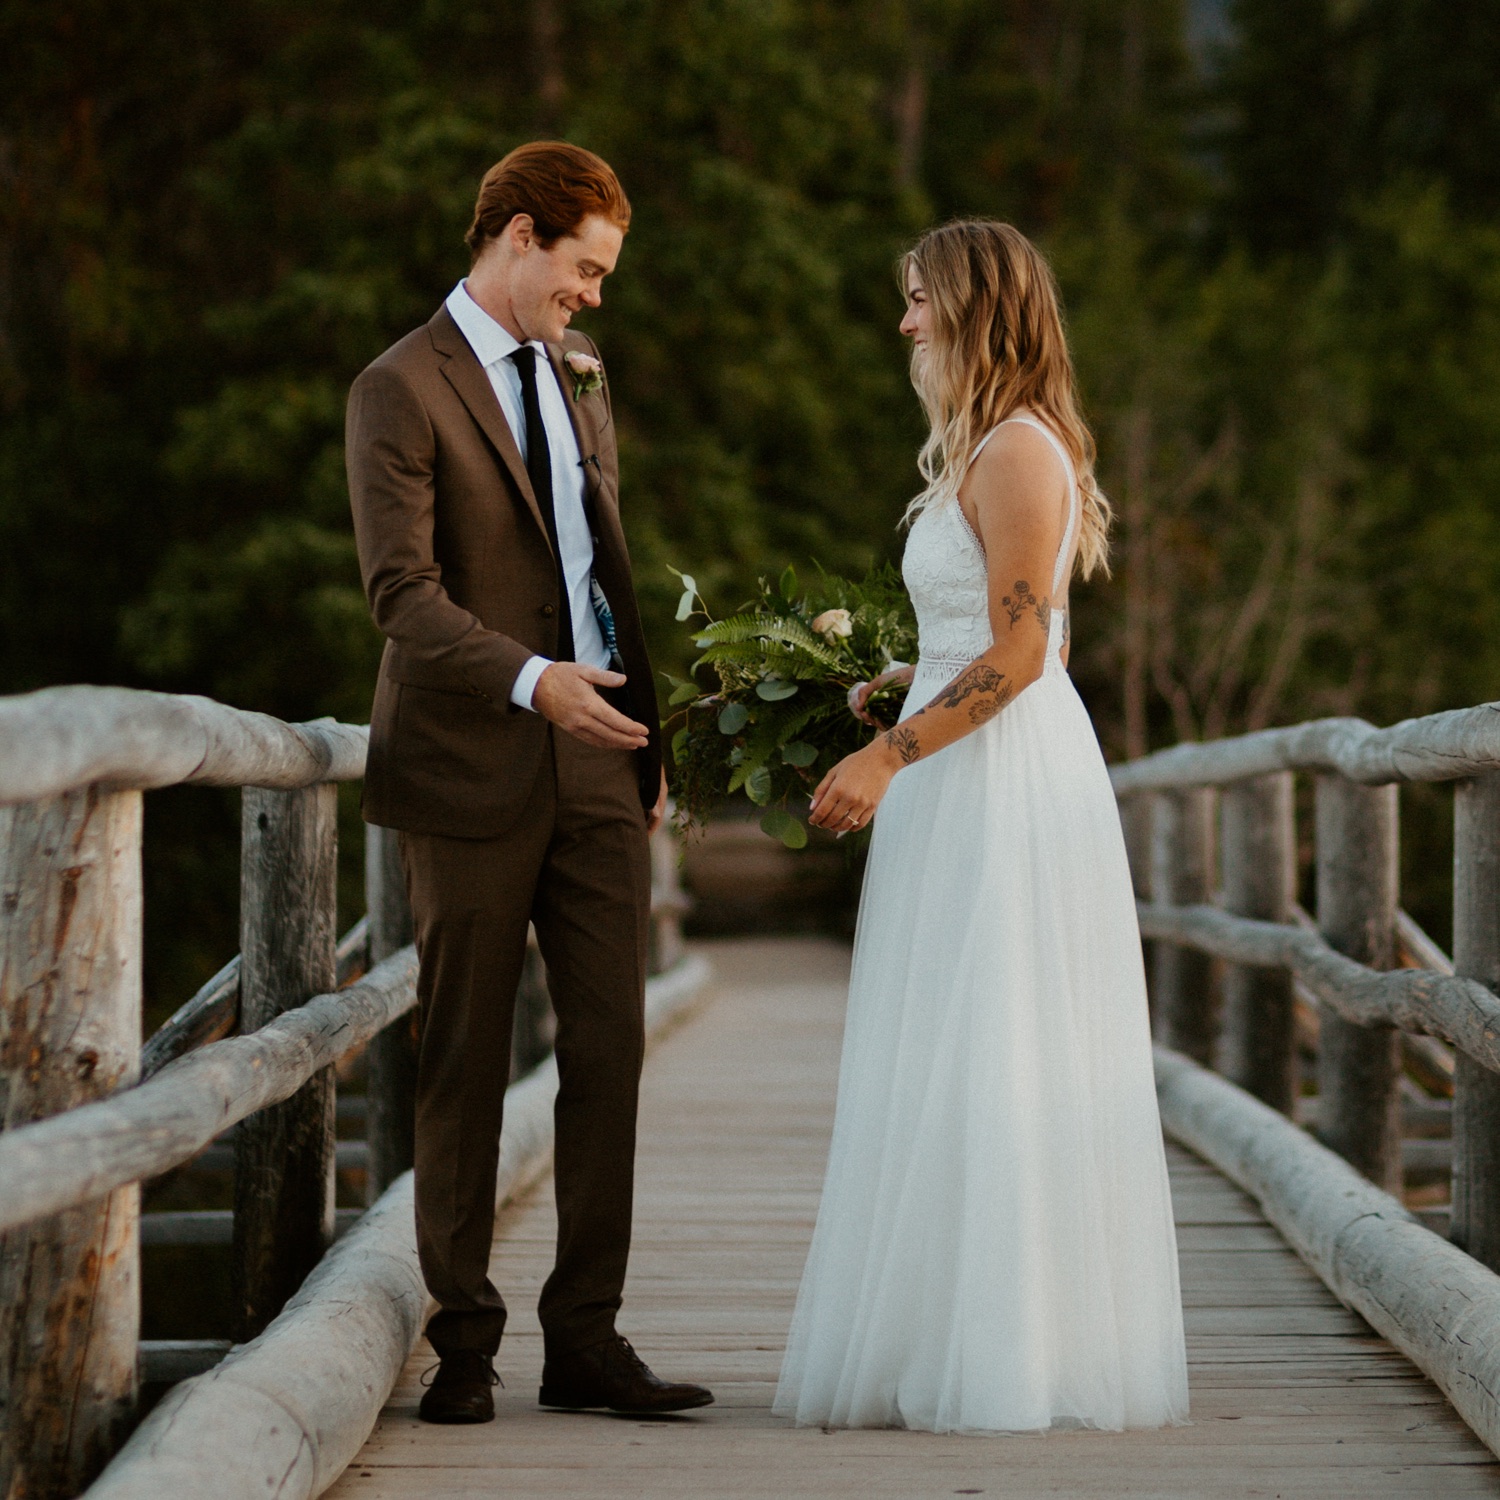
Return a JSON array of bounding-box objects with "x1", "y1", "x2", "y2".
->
[
  {"x1": 547, "y1": 340, "x2": 603, "y2": 505},
  {"x1": 547, "y1": 339, "x2": 632, "y2": 575},
  {"x1": 429, "y1": 306, "x2": 553, "y2": 555},
  {"x1": 546, "y1": 344, "x2": 653, "y2": 726}
]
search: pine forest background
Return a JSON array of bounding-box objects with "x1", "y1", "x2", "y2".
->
[{"x1": 5, "y1": 0, "x2": 1500, "y2": 1021}]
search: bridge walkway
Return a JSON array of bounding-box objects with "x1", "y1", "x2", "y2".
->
[{"x1": 328, "y1": 938, "x2": 1500, "y2": 1500}]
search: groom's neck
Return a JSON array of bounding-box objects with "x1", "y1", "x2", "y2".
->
[{"x1": 465, "y1": 264, "x2": 529, "y2": 345}]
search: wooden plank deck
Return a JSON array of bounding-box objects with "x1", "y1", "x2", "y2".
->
[{"x1": 328, "y1": 937, "x2": 1500, "y2": 1499}]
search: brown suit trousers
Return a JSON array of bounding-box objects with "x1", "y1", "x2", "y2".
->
[
  {"x1": 403, "y1": 726, "x2": 649, "y2": 1358},
  {"x1": 346, "y1": 305, "x2": 661, "y2": 1359}
]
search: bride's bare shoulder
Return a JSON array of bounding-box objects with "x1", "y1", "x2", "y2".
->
[{"x1": 961, "y1": 416, "x2": 1068, "y2": 539}]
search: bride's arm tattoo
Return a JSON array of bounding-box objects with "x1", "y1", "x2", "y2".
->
[
  {"x1": 883, "y1": 726, "x2": 921, "y2": 765},
  {"x1": 931, "y1": 663, "x2": 1016, "y2": 722},
  {"x1": 892, "y1": 662, "x2": 1018, "y2": 757},
  {"x1": 1001, "y1": 579, "x2": 1051, "y2": 632}
]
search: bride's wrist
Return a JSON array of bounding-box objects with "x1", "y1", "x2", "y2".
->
[{"x1": 871, "y1": 732, "x2": 908, "y2": 773}]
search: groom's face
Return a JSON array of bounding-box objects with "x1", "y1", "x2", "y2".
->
[{"x1": 510, "y1": 213, "x2": 625, "y2": 343}]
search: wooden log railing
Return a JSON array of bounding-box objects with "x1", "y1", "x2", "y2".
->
[
  {"x1": 0, "y1": 684, "x2": 698, "y2": 1500},
  {"x1": 1113, "y1": 699, "x2": 1500, "y2": 1457}
]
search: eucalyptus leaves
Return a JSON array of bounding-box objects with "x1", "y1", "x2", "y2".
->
[{"x1": 664, "y1": 563, "x2": 918, "y2": 846}]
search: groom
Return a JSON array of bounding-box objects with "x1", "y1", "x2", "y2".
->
[{"x1": 346, "y1": 142, "x2": 711, "y2": 1423}]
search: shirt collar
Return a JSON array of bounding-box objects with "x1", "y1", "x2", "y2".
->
[{"x1": 445, "y1": 280, "x2": 547, "y2": 370}]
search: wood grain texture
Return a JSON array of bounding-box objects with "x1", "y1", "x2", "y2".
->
[
  {"x1": 139, "y1": 956, "x2": 239, "y2": 1081},
  {"x1": 1219, "y1": 772, "x2": 1297, "y2": 1112},
  {"x1": 1150, "y1": 787, "x2": 1219, "y2": 1064},
  {"x1": 0, "y1": 946, "x2": 419, "y2": 1234},
  {"x1": 1109, "y1": 701, "x2": 1500, "y2": 795},
  {"x1": 140, "y1": 916, "x2": 369, "y2": 1083},
  {"x1": 233, "y1": 784, "x2": 340, "y2": 1338},
  {"x1": 1453, "y1": 772, "x2": 1500, "y2": 1270},
  {"x1": 1157, "y1": 1042, "x2": 1500, "y2": 1465},
  {"x1": 0, "y1": 789, "x2": 142, "y2": 1496},
  {"x1": 81, "y1": 954, "x2": 714, "y2": 1500},
  {"x1": 1135, "y1": 902, "x2": 1500, "y2": 1071},
  {"x1": 1314, "y1": 775, "x2": 1402, "y2": 1189},
  {"x1": 0, "y1": 685, "x2": 368, "y2": 805},
  {"x1": 322, "y1": 939, "x2": 1500, "y2": 1500}
]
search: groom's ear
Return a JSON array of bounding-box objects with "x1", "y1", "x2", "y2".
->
[{"x1": 505, "y1": 214, "x2": 536, "y2": 255}]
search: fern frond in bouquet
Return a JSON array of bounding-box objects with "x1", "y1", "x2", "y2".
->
[{"x1": 663, "y1": 563, "x2": 917, "y2": 847}]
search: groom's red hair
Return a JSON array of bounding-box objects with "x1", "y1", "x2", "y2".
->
[{"x1": 466, "y1": 142, "x2": 631, "y2": 260}]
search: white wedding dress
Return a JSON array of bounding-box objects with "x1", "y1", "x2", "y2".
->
[{"x1": 774, "y1": 415, "x2": 1189, "y2": 1434}]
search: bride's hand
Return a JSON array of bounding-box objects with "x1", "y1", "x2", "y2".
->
[
  {"x1": 847, "y1": 664, "x2": 916, "y2": 725},
  {"x1": 808, "y1": 740, "x2": 901, "y2": 834}
]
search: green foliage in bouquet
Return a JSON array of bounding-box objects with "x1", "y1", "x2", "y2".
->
[{"x1": 665, "y1": 563, "x2": 918, "y2": 847}]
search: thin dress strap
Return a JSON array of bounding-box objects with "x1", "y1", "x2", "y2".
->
[{"x1": 997, "y1": 414, "x2": 1079, "y2": 594}]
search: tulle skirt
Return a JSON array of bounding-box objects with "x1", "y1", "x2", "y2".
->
[{"x1": 773, "y1": 657, "x2": 1189, "y2": 1433}]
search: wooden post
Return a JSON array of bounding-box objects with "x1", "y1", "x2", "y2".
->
[
  {"x1": 648, "y1": 817, "x2": 686, "y2": 976},
  {"x1": 1219, "y1": 773, "x2": 1297, "y2": 1113},
  {"x1": 233, "y1": 784, "x2": 338, "y2": 1338},
  {"x1": 364, "y1": 824, "x2": 416, "y2": 1202},
  {"x1": 1314, "y1": 774, "x2": 1401, "y2": 1190},
  {"x1": 1150, "y1": 786, "x2": 1219, "y2": 1064},
  {"x1": 0, "y1": 789, "x2": 141, "y2": 1496},
  {"x1": 1452, "y1": 772, "x2": 1500, "y2": 1266}
]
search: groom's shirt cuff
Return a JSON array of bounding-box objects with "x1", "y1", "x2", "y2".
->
[{"x1": 510, "y1": 654, "x2": 553, "y2": 711}]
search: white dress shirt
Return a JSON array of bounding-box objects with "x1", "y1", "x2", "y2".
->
[{"x1": 444, "y1": 280, "x2": 610, "y2": 710}]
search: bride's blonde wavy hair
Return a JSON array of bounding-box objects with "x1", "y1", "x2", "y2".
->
[{"x1": 900, "y1": 219, "x2": 1111, "y2": 580}]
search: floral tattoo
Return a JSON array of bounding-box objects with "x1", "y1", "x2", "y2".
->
[
  {"x1": 882, "y1": 662, "x2": 1017, "y2": 770},
  {"x1": 1001, "y1": 579, "x2": 1050, "y2": 632},
  {"x1": 884, "y1": 726, "x2": 922, "y2": 765}
]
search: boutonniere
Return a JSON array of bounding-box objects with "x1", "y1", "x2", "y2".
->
[{"x1": 563, "y1": 349, "x2": 605, "y2": 401}]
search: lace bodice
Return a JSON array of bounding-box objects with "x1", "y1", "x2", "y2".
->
[{"x1": 901, "y1": 415, "x2": 1078, "y2": 676}]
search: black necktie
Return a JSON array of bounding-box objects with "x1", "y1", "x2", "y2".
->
[{"x1": 509, "y1": 345, "x2": 575, "y2": 662}]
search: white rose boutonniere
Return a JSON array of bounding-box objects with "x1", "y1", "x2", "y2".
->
[
  {"x1": 563, "y1": 349, "x2": 605, "y2": 401},
  {"x1": 811, "y1": 607, "x2": 854, "y2": 642}
]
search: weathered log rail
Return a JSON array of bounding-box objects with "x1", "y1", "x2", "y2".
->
[
  {"x1": 1114, "y1": 698, "x2": 1500, "y2": 1457},
  {"x1": 0, "y1": 684, "x2": 696, "y2": 1499}
]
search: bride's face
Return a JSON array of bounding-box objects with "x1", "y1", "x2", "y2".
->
[{"x1": 900, "y1": 267, "x2": 932, "y2": 362}]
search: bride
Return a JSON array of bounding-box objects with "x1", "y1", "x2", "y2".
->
[{"x1": 772, "y1": 220, "x2": 1189, "y2": 1434}]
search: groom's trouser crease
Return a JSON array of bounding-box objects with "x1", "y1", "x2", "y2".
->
[{"x1": 401, "y1": 725, "x2": 650, "y2": 1359}]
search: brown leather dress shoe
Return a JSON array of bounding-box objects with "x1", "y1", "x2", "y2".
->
[
  {"x1": 418, "y1": 1350, "x2": 499, "y2": 1424},
  {"x1": 539, "y1": 1335, "x2": 714, "y2": 1414}
]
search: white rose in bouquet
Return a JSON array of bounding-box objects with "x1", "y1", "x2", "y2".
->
[{"x1": 811, "y1": 608, "x2": 853, "y2": 641}]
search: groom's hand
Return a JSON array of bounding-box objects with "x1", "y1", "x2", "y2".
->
[{"x1": 532, "y1": 662, "x2": 652, "y2": 751}]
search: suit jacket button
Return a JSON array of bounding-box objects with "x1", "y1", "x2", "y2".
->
[{"x1": 540, "y1": 603, "x2": 555, "y2": 617}]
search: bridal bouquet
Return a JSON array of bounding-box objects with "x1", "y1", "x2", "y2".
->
[{"x1": 664, "y1": 563, "x2": 917, "y2": 847}]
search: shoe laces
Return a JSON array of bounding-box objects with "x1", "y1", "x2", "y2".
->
[{"x1": 419, "y1": 1356, "x2": 502, "y2": 1389}]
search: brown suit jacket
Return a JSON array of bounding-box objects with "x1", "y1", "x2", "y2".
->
[{"x1": 346, "y1": 305, "x2": 661, "y2": 838}]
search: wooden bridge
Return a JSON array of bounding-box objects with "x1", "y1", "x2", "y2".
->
[{"x1": 7, "y1": 688, "x2": 1500, "y2": 1497}]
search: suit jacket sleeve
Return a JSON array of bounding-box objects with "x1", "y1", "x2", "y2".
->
[{"x1": 347, "y1": 361, "x2": 533, "y2": 706}]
